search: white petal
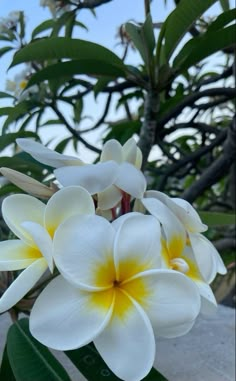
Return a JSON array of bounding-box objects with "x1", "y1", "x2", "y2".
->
[
  {"x1": 45, "y1": 186, "x2": 95, "y2": 235},
  {"x1": 21, "y1": 222, "x2": 53, "y2": 272},
  {"x1": 122, "y1": 138, "x2": 138, "y2": 165},
  {"x1": 16, "y1": 138, "x2": 83, "y2": 168},
  {"x1": 97, "y1": 185, "x2": 122, "y2": 210},
  {"x1": 100, "y1": 140, "x2": 122, "y2": 163},
  {"x1": 112, "y1": 211, "x2": 143, "y2": 231},
  {"x1": 54, "y1": 161, "x2": 119, "y2": 195},
  {"x1": 142, "y1": 197, "x2": 186, "y2": 258},
  {"x1": 114, "y1": 162, "x2": 146, "y2": 198},
  {"x1": 114, "y1": 214, "x2": 161, "y2": 281},
  {"x1": 135, "y1": 146, "x2": 143, "y2": 169},
  {"x1": 2, "y1": 194, "x2": 45, "y2": 246},
  {"x1": 122, "y1": 269, "x2": 200, "y2": 338},
  {"x1": 171, "y1": 197, "x2": 208, "y2": 233},
  {"x1": 30, "y1": 276, "x2": 113, "y2": 350},
  {"x1": 189, "y1": 233, "x2": 226, "y2": 283},
  {"x1": 53, "y1": 215, "x2": 115, "y2": 290},
  {"x1": 195, "y1": 280, "x2": 217, "y2": 315},
  {"x1": 94, "y1": 290, "x2": 155, "y2": 381},
  {"x1": 0, "y1": 240, "x2": 41, "y2": 270},
  {"x1": 0, "y1": 258, "x2": 47, "y2": 313}
]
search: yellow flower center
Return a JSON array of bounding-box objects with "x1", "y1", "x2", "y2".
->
[{"x1": 19, "y1": 80, "x2": 28, "y2": 90}]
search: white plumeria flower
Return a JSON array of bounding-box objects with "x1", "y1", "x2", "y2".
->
[
  {"x1": 6, "y1": 67, "x2": 38, "y2": 100},
  {"x1": 16, "y1": 138, "x2": 146, "y2": 210},
  {"x1": 141, "y1": 197, "x2": 226, "y2": 314},
  {"x1": 30, "y1": 213, "x2": 200, "y2": 381},
  {"x1": 40, "y1": 0, "x2": 71, "y2": 18},
  {"x1": 142, "y1": 191, "x2": 227, "y2": 279},
  {"x1": 0, "y1": 186, "x2": 94, "y2": 313}
]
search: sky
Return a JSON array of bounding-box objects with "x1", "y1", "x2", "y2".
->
[{"x1": 0, "y1": 0, "x2": 230, "y2": 162}]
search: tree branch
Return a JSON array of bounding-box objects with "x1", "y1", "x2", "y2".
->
[
  {"x1": 156, "y1": 87, "x2": 236, "y2": 131},
  {"x1": 182, "y1": 118, "x2": 236, "y2": 202}
]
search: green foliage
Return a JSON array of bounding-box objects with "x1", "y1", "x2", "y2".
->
[
  {"x1": 65, "y1": 344, "x2": 167, "y2": 381},
  {"x1": 4, "y1": 319, "x2": 71, "y2": 381}
]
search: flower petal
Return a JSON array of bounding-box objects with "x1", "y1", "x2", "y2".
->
[
  {"x1": 189, "y1": 233, "x2": 226, "y2": 283},
  {"x1": 122, "y1": 138, "x2": 138, "y2": 166},
  {"x1": 16, "y1": 138, "x2": 83, "y2": 168},
  {"x1": 2, "y1": 194, "x2": 45, "y2": 246},
  {"x1": 195, "y1": 280, "x2": 217, "y2": 315},
  {"x1": 53, "y1": 215, "x2": 115, "y2": 290},
  {"x1": 145, "y1": 191, "x2": 207, "y2": 233},
  {"x1": 21, "y1": 222, "x2": 53, "y2": 272},
  {"x1": 0, "y1": 258, "x2": 47, "y2": 313},
  {"x1": 0, "y1": 240, "x2": 41, "y2": 270},
  {"x1": 114, "y1": 214, "x2": 161, "y2": 281},
  {"x1": 94, "y1": 290, "x2": 155, "y2": 381},
  {"x1": 100, "y1": 140, "x2": 122, "y2": 163},
  {"x1": 122, "y1": 269, "x2": 201, "y2": 338},
  {"x1": 45, "y1": 186, "x2": 95, "y2": 235},
  {"x1": 54, "y1": 161, "x2": 119, "y2": 195},
  {"x1": 141, "y1": 197, "x2": 186, "y2": 258},
  {"x1": 30, "y1": 276, "x2": 114, "y2": 350},
  {"x1": 114, "y1": 162, "x2": 146, "y2": 198},
  {"x1": 97, "y1": 185, "x2": 122, "y2": 210}
]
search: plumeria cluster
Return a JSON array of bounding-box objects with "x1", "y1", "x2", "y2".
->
[
  {"x1": 0, "y1": 11, "x2": 21, "y2": 33},
  {"x1": 40, "y1": 0, "x2": 71, "y2": 18},
  {"x1": 0, "y1": 138, "x2": 226, "y2": 381},
  {"x1": 6, "y1": 65, "x2": 38, "y2": 101}
]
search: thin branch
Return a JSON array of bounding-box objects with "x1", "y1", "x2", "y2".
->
[
  {"x1": 156, "y1": 87, "x2": 236, "y2": 131},
  {"x1": 195, "y1": 66, "x2": 233, "y2": 91},
  {"x1": 74, "y1": 0, "x2": 112, "y2": 9},
  {"x1": 51, "y1": 104, "x2": 101, "y2": 154},
  {"x1": 80, "y1": 93, "x2": 112, "y2": 133}
]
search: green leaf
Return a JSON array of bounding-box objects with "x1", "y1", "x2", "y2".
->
[
  {"x1": 125, "y1": 14, "x2": 155, "y2": 67},
  {"x1": 208, "y1": 8, "x2": 236, "y2": 33},
  {"x1": 0, "y1": 345, "x2": 16, "y2": 381},
  {"x1": 19, "y1": 11, "x2": 25, "y2": 40},
  {"x1": 104, "y1": 120, "x2": 141, "y2": 144},
  {"x1": 0, "y1": 131, "x2": 39, "y2": 151},
  {"x1": 0, "y1": 91, "x2": 15, "y2": 99},
  {"x1": 0, "y1": 107, "x2": 12, "y2": 116},
  {"x1": 0, "y1": 46, "x2": 13, "y2": 58},
  {"x1": 219, "y1": 0, "x2": 230, "y2": 11},
  {"x1": 7, "y1": 318, "x2": 71, "y2": 381},
  {"x1": 10, "y1": 37, "x2": 125, "y2": 71},
  {"x1": 65, "y1": 343, "x2": 167, "y2": 381},
  {"x1": 199, "y1": 211, "x2": 235, "y2": 226},
  {"x1": 163, "y1": 0, "x2": 217, "y2": 60},
  {"x1": 173, "y1": 24, "x2": 236, "y2": 72},
  {"x1": 26, "y1": 60, "x2": 126, "y2": 88},
  {"x1": 31, "y1": 19, "x2": 55, "y2": 39},
  {"x1": 94, "y1": 77, "x2": 113, "y2": 98},
  {"x1": 1, "y1": 101, "x2": 37, "y2": 133}
]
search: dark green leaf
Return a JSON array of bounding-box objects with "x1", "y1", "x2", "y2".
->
[
  {"x1": 65, "y1": 13, "x2": 75, "y2": 37},
  {"x1": 0, "y1": 183, "x2": 22, "y2": 197},
  {"x1": 0, "y1": 107, "x2": 12, "y2": 116},
  {"x1": 31, "y1": 19, "x2": 55, "y2": 39},
  {"x1": 208, "y1": 8, "x2": 236, "y2": 33},
  {"x1": 0, "y1": 345, "x2": 16, "y2": 381},
  {"x1": 19, "y1": 11, "x2": 25, "y2": 40},
  {"x1": 65, "y1": 343, "x2": 167, "y2": 381},
  {"x1": 0, "y1": 91, "x2": 15, "y2": 99},
  {"x1": 199, "y1": 211, "x2": 235, "y2": 226},
  {"x1": 10, "y1": 37, "x2": 125, "y2": 71},
  {"x1": 1, "y1": 101, "x2": 37, "y2": 133},
  {"x1": 26, "y1": 60, "x2": 126, "y2": 88},
  {"x1": 7, "y1": 318, "x2": 71, "y2": 381},
  {"x1": 104, "y1": 120, "x2": 141, "y2": 144},
  {"x1": 74, "y1": 98, "x2": 83, "y2": 122},
  {"x1": 163, "y1": 0, "x2": 217, "y2": 60},
  {"x1": 0, "y1": 131, "x2": 39, "y2": 152},
  {"x1": 173, "y1": 24, "x2": 236, "y2": 72},
  {"x1": 219, "y1": 0, "x2": 230, "y2": 11},
  {"x1": 0, "y1": 46, "x2": 13, "y2": 58},
  {"x1": 94, "y1": 77, "x2": 113, "y2": 98},
  {"x1": 125, "y1": 14, "x2": 155, "y2": 67}
]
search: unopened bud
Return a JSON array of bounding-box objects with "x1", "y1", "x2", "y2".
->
[{"x1": 0, "y1": 167, "x2": 55, "y2": 199}]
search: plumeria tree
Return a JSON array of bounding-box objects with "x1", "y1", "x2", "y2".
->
[{"x1": 0, "y1": 0, "x2": 235, "y2": 380}]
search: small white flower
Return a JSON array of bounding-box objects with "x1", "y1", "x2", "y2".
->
[
  {"x1": 141, "y1": 196, "x2": 227, "y2": 314},
  {"x1": 0, "y1": 186, "x2": 95, "y2": 313},
  {"x1": 6, "y1": 67, "x2": 38, "y2": 100},
  {"x1": 30, "y1": 213, "x2": 200, "y2": 381},
  {"x1": 16, "y1": 138, "x2": 147, "y2": 210}
]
